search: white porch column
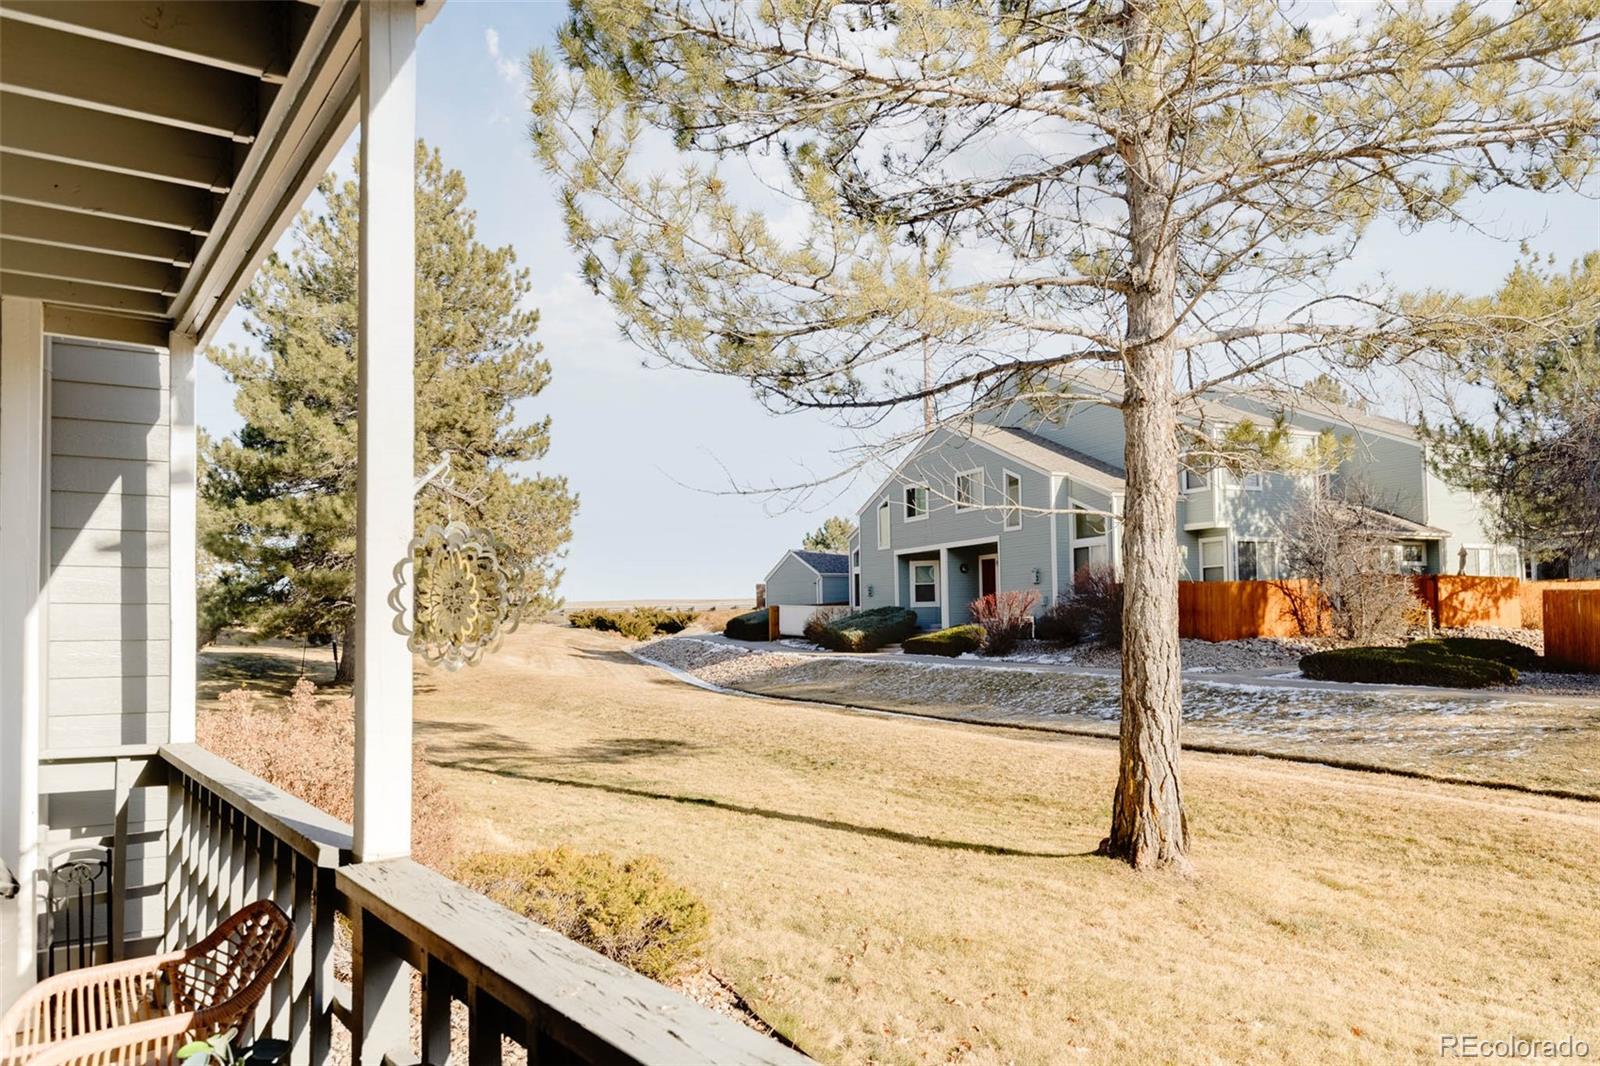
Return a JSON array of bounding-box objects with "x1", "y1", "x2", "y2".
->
[
  {"x1": 352, "y1": 0, "x2": 415, "y2": 865},
  {"x1": 938, "y1": 546, "x2": 949, "y2": 629},
  {"x1": 1, "y1": 296, "x2": 46, "y2": 1001},
  {"x1": 167, "y1": 332, "x2": 197, "y2": 743}
]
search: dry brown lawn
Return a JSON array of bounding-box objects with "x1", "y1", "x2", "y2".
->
[{"x1": 397, "y1": 624, "x2": 1600, "y2": 1065}]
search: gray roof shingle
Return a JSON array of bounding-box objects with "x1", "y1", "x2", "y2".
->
[{"x1": 791, "y1": 550, "x2": 850, "y2": 574}]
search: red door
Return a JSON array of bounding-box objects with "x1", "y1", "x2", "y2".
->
[{"x1": 979, "y1": 556, "x2": 998, "y2": 599}]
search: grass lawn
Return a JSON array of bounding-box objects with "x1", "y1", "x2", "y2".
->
[{"x1": 392, "y1": 624, "x2": 1600, "y2": 1065}]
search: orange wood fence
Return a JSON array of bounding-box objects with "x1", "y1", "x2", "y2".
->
[
  {"x1": 1521, "y1": 579, "x2": 1600, "y2": 629},
  {"x1": 1178, "y1": 580, "x2": 1324, "y2": 641},
  {"x1": 1543, "y1": 589, "x2": 1600, "y2": 672},
  {"x1": 1410, "y1": 575, "x2": 1523, "y2": 629},
  {"x1": 1178, "y1": 575, "x2": 1570, "y2": 641}
]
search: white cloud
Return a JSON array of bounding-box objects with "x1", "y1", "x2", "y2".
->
[{"x1": 483, "y1": 26, "x2": 526, "y2": 92}]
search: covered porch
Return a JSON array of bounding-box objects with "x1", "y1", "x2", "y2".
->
[{"x1": 0, "y1": 2, "x2": 803, "y2": 1062}]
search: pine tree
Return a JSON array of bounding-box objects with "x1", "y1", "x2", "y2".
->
[
  {"x1": 532, "y1": 0, "x2": 1598, "y2": 870},
  {"x1": 1422, "y1": 254, "x2": 1600, "y2": 564},
  {"x1": 202, "y1": 143, "x2": 577, "y2": 680},
  {"x1": 802, "y1": 516, "x2": 856, "y2": 553}
]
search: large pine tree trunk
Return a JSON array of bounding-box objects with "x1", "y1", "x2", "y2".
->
[
  {"x1": 1100, "y1": 1, "x2": 1190, "y2": 871},
  {"x1": 333, "y1": 620, "x2": 357, "y2": 685}
]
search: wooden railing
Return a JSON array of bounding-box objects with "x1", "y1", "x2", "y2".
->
[
  {"x1": 159, "y1": 744, "x2": 348, "y2": 1064},
  {"x1": 154, "y1": 744, "x2": 809, "y2": 1066}
]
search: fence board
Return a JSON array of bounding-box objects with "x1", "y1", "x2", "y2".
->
[
  {"x1": 1177, "y1": 580, "x2": 1322, "y2": 642},
  {"x1": 1411, "y1": 575, "x2": 1522, "y2": 629},
  {"x1": 1521, "y1": 580, "x2": 1600, "y2": 629},
  {"x1": 1544, "y1": 590, "x2": 1600, "y2": 673}
]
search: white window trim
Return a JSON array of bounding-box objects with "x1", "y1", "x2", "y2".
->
[
  {"x1": 910, "y1": 559, "x2": 941, "y2": 606},
  {"x1": 1002, "y1": 469, "x2": 1023, "y2": 531},
  {"x1": 904, "y1": 482, "x2": 930, "y2": 523},
  {"x1": 1182, "y1": 466, "x2": 1209, "y2": 493},
  {"x1": 954, "y1": 468, "x2": 984, "y2": 512},
  {"x1": 876, "y1": 498, "x2": 891, "y2": 550},
  {"x1": 1070, "y1": 500, "x2": 1109, "y2": 543}
]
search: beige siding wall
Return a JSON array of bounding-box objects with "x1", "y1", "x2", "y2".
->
[{"x1": 46, "y1": 341, "x2": 170, "y2": 750}]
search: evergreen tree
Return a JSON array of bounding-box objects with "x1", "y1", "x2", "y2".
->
[
  {"x1": 1422, "y1": 254, "x2": 1600, "y2": 563},
  {"x1": 202, "y1": 143, "x2": 577, "y2": 679},
  {"x1": 802, "y1": 516, "x2": 856, "y2": 553}
]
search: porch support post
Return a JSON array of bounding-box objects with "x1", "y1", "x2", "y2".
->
[
  {"x1": 168, "y1": 331, "x2": 197, "y2": 743},
  {"x1": 1, "y1": 295, "x2": 45, "y2": 999},
  {"x1": 353, "y1": 0, "x2": 416, "y2": 864},
  {"x1": 938, "y1": 547, "x2": 949, "y2": 630}
]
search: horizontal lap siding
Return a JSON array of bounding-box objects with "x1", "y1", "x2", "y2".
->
[
  {"x1": 765, "y1": 555, "x2": 821, "y2": 606},
  {"x1": 48, "y1": 342, "x2": 170, "y2": 752}
]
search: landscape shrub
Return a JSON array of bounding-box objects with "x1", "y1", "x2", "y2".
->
[
  {"x1": 1299, "y1": 646, "x2": 1516, "y2": 688},
  {"x1": 723, "y1": 608, "x2": 770, "y2": 641},
  {"x1": 801, "y1": 605, "x2": 851, "y2": 644},
  {"x1": 199, "y1": 678, "x2": 456, "y2": 869},
  {"x1": 453, "y1": 847, "x2": 710, "y2": 981},
  {"x1": 570, "y1": 607, "x2": 698, "y2": 640},
  {"x1": 1034, "y1": 596, "x2": 1086, "y2": 646},
  {"x1": 968, "y1": 590, "x2": 1040, "y2": 656},
  {"x1": 1410, "y1": 636, "x2": 1543, "y2": 672},
  {"x1": 1071, "y1": 565, "x2": 1124, "y2": 649},
  {"x1": 813, "y1": 606, "x2": 918, "y2": 652},
  {"x1": 902, "y1": 624, "x2": 986, "y2": 657}
]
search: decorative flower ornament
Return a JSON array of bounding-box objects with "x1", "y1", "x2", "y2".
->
[{"x1": 392, "y1": 521, "x2": 526, "y2": 669}]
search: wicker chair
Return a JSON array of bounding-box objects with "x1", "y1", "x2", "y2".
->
[{"x1": 1, "y1": 900, "x2": 294, "y2": 1066}]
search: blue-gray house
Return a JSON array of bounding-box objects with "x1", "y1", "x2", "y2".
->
[
  {"x1": 849, "y1": 368, "x2": 1520, "y2": 630},
  {"x1": 763, "y1": 549, "x2": 851, "y2": 606}
]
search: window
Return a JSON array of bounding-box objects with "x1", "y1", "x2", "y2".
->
[
  {"x1": 1394, "y1": 542, "x2": 1426, "y2": 575},
  {"x1": 955, "y1": 469, "x2": 982, "y2": 511},
  {"x1": 911, "y1": 561, "x2": 939, "y2": 605},
  {"x1": 852, "y1": 549, "x2": 860, "y2": 567},
  {"x1": 1074, "y1": 510, "x2": 1106, "y2": 539},
  {"x1": 1200, "y1": 538, "x2": 1227, "y2": 582},
  {"x1": 1237, "y1": 540, "x2": 1276, "y2": 581},
  {"x1": 1461, "y1": 545, "x2": 1493, "y2": 575},
  {"x1": 1181, "y1": 466, "x2": 1209, "y2": 492},
  {"x1": 1003, "y1": 471, "x2": 1022, "y2": 530},
  {"x1": 876, "y1": 500, "x2": 890, "y2": 549},
  {"x1": 1241, "y1": 472, "x2": 1264, "y2": 490},
  {"x1": 1073, "y1": 544, "x2": 1108, "y2": 573},
  {"x1": 904, "y1": 484, "x2": 928, "y2": 522}
]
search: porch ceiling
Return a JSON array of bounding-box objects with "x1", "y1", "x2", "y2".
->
[{"x1": 0, "y1": 0, "x2": 439, "y2": 348}]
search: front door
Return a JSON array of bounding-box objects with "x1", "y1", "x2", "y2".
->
[{"x1": 979, "y1": 555, "x2": 998, "y2": 599}]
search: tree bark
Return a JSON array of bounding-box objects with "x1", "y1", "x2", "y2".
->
[
  {"x1": 1100, "y1": 0, "x2": 1191, "y2": 872},
  {"x1": 334, "y1": 619, "x2": 357, "y2": 685}
]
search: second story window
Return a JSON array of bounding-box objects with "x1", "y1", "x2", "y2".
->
[
  {"x1": 1074, "y1": 510, "x2": 1106, "y2": 539},
  {"x1": 1182, "y1": 467, "x2": 1209, "y2": 492},
  {"x1": 1241, "y1": 472, "x2": 1264, "y2": 490},
  {"x1": 877, "y1": 500, "x2": 890, "y2": 549},
  {"x1": 905, "y1": 484, "x2": 928, "y2": 521},
  {"x1": 955, "y1": 470, "x2": 981, "y2": 511},
  {"x1": 1003, "y1": 471, "x2": 1022, "y2": 530}
]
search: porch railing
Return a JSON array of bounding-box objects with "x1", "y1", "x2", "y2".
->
[{"x1": 153, "y1": 743, "x2": 807, "y2": 1066}]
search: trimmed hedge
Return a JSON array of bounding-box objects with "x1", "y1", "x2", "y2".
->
[
  {"x1": 902, "y1": 624, "x2": 985, "y2": 657},
  {"x1": 723, "y1": 608, "x2": 770, "y2": 641},
  {"x1": 1299, "y1": 645, "x2": 1517, "y2": 688},
  {"x1": 813, "y1": 606, "x2": 918, "y2": 652},
  {"x1": 1411, "y1": 637, "x2": 1543, "y2": 672}
]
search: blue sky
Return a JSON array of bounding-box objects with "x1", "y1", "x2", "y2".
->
[{"x1": 199, "y1": 0, "x2": 1600, "y2": 602}]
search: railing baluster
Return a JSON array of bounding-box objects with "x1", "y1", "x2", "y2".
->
[
  {"x1": 287, "y1": 854, "x2": 313, "y2": 1066},
  {"x1": 466, "y1": 985, "x2": 501, "y2": 1066},
  {"x1": 164, "y1": 771, "x2": 185, "y2": 952},
  {"x1": 352, "y1": 906, "x2": 411, "y2": 1066},
  {"x1": 269, "y1": 836, "x2": 294, "y2": 1043},
  {"x1": 420, "y1": 955, "x2": 453, "y2": 1066}
]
